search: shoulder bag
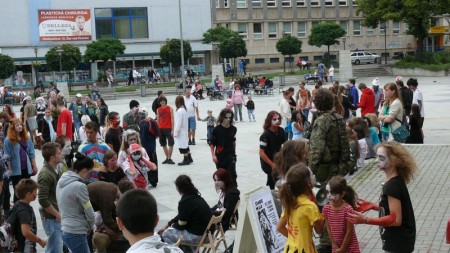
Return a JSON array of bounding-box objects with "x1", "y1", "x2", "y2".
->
[{"x1": 392, "y1": 118, "x2": 410, "y2": 143}]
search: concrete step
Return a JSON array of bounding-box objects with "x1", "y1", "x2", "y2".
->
[{"x1": 353, "y1": 66, "x2": 391, "y2": 78}]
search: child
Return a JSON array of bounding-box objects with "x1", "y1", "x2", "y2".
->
[
  {"x1": 276, "y1": 164, "x2": 324, "y2": 252},
  {"x1": 245, "y1": 95, "x2": 255, "y2": 122},
  {"x1": 225, "y1": 98, "x2": 233, "y2": 109},
  {"x1": 117, "y1": 189, "x2": 183, "y2": 253},
  {"x1": 353, "y1": 125, "x2": 367, "y2": 171},
  {"x1": 7, "y1": 179, "x2": 46, "y2": 252},
  {"x1": 291, "y1": 110, "x2": 304, "y2": 140},
  {"x1": 406, "y1": 103, "x2": 423, "y2": 144},
  {"x1": 347, "y1": 129, "x2": 360, "y2": 175},
  {"x1": 125, "y1": 143, "x2": 157, "y2": 189},
  {"x1": 201, "y1": 110, "x2": 216, "y2": 145},
  {"x1": 322, "y1": 176, "x2": 360, "y2": 253},
  {"x1": 99, "y1": 150, "x2": 127, "y2": 185}
]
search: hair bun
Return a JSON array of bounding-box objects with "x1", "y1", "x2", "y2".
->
[{"x1": 74, "y1": 152, "x2": 87, "y2": 161}]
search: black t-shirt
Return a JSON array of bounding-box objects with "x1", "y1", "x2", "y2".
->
[
  {"x1": 98, "y1": 167, "x2": 127, "y2": 185},
  {"x1": 9, "y1": 201, "x2": 37, "y2": 252},
  {"x1": 211, "y1": 124, "x2": 237, "y2": 162},
  {"x1": 105, "y1": 127, "x2": 123, "y2": 154},
  {"x1": 379, "y1": 176, "x2": 416, "y2": 252},
  {"x1": 288, "y1": 97, "x2": 296, "y2": 112},
  {"x1": 259, "y1": 127, "x2": 286, "y2": 172}
]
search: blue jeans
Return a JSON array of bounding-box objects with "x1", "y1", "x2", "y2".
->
[
  {"x1": 74, "y1": 121, "x2": 82, "y2": 140},
  {"x1": 302, "y1": 108, "x2": 310, "y2": 122},
  {"x1": 207, "y1": 126, "x2": 214, "y2": 144},
  {"x1": 247, "y1": 109, "x2": 255, "y2": 121},
  {"x1": 234, "y1": 103, "x2": 243, "y2": 121},
  {"x1": 42, "y1": 218, "x2": 63, "y2": 253},
  {"x1": 62, "y1": 231, "x2": 90, "y2": 253}
]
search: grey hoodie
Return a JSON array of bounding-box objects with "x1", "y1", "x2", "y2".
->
[{"x1": 56, "y1": 170, "x2": 95, "y2": 234}]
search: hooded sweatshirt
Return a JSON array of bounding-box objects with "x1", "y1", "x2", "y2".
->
[
  {"x1": 357, "y1": 88, "x2": 375, "y2": 116},
  {"x1": 56, "y1": 170, "x2": 95, "y2": 234}
]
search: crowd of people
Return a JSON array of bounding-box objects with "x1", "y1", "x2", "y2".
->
[{"x1": 0, "y1": 71, "x2": 425, "y2": 253}]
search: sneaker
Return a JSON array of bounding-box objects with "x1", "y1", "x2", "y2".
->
[
  {"x1": 192, "y1": 139, "x2": 196, "y2": 145},
  {"x1": 162, "y1": 159, "x2": 169, "y2": 164},
  {"x1": 167, "y1": 159, "x2": 175, "y2": 164}
]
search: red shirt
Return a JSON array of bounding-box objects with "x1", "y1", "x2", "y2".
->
[
  {"x1": 357, "y1": 88, "x2": 375, "y2": 116},
  {"x1": 157, "y1": 106, "x2": 172, "y2": 129},
  {"x1": 57, "y1": 108, "x2": 73, "y2": 141}
]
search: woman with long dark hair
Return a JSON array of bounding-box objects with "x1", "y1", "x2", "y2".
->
[
  {"x1": 159, "y1": 175, "x2": 212, "y2": 253},
  {"x1": 174, "y1": 96, "x2": 192, "y2": 166},
  {"x1": 96, "y1": 98, "x2": 109, "y2": 127},
  {"x1": 3, "y1": 118, "x2": 38, "y2": 202}
]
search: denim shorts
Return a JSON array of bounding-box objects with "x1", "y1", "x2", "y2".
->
[{"x1": 188, "y1": 116, "x2": 196, "y2": 131}]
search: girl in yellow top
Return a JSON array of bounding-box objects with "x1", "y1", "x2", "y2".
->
[{"x1": 277, "y1": 164, "x2": 324, "y2": 253}]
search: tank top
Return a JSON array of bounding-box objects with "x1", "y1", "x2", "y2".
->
[
  {"x1": 291, "y1": 122, "x2": 303, "y2": 140},
  {"x1": 158, "y1": 106, "x2": 172, "y2": 129}
]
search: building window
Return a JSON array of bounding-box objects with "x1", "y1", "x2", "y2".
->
[
  {"x1": 393, "y1": 21, "x2": 400, "y2": 34},
  {"x1": 352, "y1": 0, "x2": 357, "y2": 5},
  {"x1": 270, "y1": 57, "x2": 280, "y2": 63},
  {"x1": 282, "y1": 0, "x2": 292, "y2": 7},
  {"x1": 310, "y1": 0, "x2": 320, "y2": 6},
  {"x1": 296, "y1": 0, "x2": 305, "y2": 6},
  {"x1": 284, "y1": 56, "x2": 294, "y2": 62},
  {"x1": 283, "y1": 22, "x2": 292, "y2": 35},
  {"x1": 353, "y1": 20, "x2": 361, "y2": 35},
  {"x1": 238, "y1": 23, "x2": 248, "y2": 39},
  {"x1": 255, "y1": 58, "x2": 265, "y2": 64},
  {"x1": 325, "y1": 0, "x2": 334, "y2": 6},
  {"x1": 253, "y1": 23, "x2": 263, "y2": 39},
  {"x1": 339, "y1": 0, "x2": 347, "y2": 6},
  {"x1": 297, "y1": 21, "x2": 306, "y2": 37},
  {"x1": 380, "y1": 22, "x2": 387, "y2": 35},
  {"x1": 313, "y1": 55, "x2": 323, "y2": 61},
  {"x1": 224, "y1": 0, "x2": 229, "y2": 7},
  {"x1": 268, "y1": 22, "x2": 277, "y2": 38},
  {"x1": 311, "y1": 21, "x2": 320, "y2": 28},
  {"x1": 340, "y1": 21, "x2": 348, "y2": 35},
  {"x1": 267, "y1": 0, "x2": 276, "y2": 7},
  {"x1": 366, "y1": 27, "x2": 374, "y2": 35},
  {"x1": 95, "y1": 7, "x2": 148, "y2": 39},
  {"x1": 215, "y1": 0, "x2": 219, "y2": 8},
  {"x1": 252, "y1": 0, "x2": 262, "y2": 7},
  {"x1": 236, "y1": 0, "x2": 247, "y2": 8}
]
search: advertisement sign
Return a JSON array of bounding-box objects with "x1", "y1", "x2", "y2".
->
[{"x1": 38, "y1": 9, "x2": 92, "y2": 41}]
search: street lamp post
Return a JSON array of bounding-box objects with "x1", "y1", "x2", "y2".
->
[
  {"x1": 382, "y1": 22, "x2": 387, "y2": 65},
  {"x1": 33, "y1": 47, "x2": 38, "y2": 86},
  {"x1": 342, "y1": 37, "x2": 346, "y2": 50},
  {"x1": 56, "y1": 47, "x2": 63, "y2": 81},
  {"x1": 178, "y1": 0, "x2": 186, "y2": 88}
]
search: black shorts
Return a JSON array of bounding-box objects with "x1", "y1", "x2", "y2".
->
[{"x1": 159, "y1": 128, "x2": 174, "y2": 146}]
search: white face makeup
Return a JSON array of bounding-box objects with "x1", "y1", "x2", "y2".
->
[
  {"x1": 223, "y1": 113, "x2": 232, "y2": 126},
  {"x1": 61, "y1": 141, "x2": 72, "y2": 157},
  {"x1": 376, "y1": 147, "x2": 389, "y2": 170},
  {"x1": 326, "y1": 184, "x2": 339, "y2": 202}
]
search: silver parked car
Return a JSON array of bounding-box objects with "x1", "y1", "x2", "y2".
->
[{"x1": 350, "y1": 51, "x2": 381, "y2": 65}]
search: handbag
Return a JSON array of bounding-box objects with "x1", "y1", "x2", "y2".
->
[{"x1": 392, "y1": 118, "x2": 410, "y2": 142}]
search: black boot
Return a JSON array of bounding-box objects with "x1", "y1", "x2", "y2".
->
[
  {"x1": 191, "y1": 138, "x2": 196, "y2": 145},
  {"x1": 178, "y1": 156, "x2": 190, "y2": 166},
  {"x1": 188, "y1": 153, "x2": 193, "y2": 163}
]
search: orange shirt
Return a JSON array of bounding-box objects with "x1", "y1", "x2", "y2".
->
[{"x1": 157, "y1": 106, "x2": 173, "y2": 129}]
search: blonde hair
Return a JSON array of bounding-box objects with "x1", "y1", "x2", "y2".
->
[
  {"x1": 81, "y1": 115, "x2": 91, "y2": 126},
  {"x1": 274, "y1": 140, "x2": 310, "y2": 179},
  {"x1": 120, "y1": 130, "x2": 141, "y2": 152}
]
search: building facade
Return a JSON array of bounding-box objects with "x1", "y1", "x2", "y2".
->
[
  {"x1": 0, "y1": 0, "x2": 211, "y2": 85},
  {"x1": 212, "y1": 0, "x2": 416, "y2": 70}
]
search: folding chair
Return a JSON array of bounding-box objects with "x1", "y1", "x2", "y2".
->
[
  {"x1": 180, "y1": 209, "x2": 228, "y2": 253},
  {"x1": 227, "y1": 200, "x2": 240, "y2": 231}
]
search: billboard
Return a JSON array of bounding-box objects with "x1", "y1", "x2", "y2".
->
[{"x1": 38, "y1": 9, "x2": 92, "y2": 41}]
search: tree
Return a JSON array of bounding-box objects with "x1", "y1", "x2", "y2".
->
[
  {"x1": 45, "y1": 44, "x2": 82, "y2": 72},
  {"x1": 355, "y1": 0, "x2": 450, "y2": 56},
  {"x1": 202, "y1": 26, "x2": 240, "y2": 44},
  {"x1": 276, "y1": 35, "x2": 303, "y2": 72},
  {"x1": 219, "y1": 36, "x2": 247, "y2": 76},
  {"x1": 160, "y1": 39, "x2": 193, "y2": 68},
  {"x1": 0, "y1": 54, "x2": 15, "y2": 79},
  {"x1": 84, "y1": 38, "x2": 126, "y2": 64},
  {"x1": 308, "y1": 22, "x2": 346, "y2": 56}
]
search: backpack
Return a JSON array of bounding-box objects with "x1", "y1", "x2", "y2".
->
[
  {"x1": 330, "y1": 113, "x2": 356, "y2": 176},
  {"x1": 0, "y1": 205, "x2": 20, "y2": 251}
]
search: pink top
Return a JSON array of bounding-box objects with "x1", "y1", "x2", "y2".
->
[
  {"x1": 231, "y1": 90, "x2": 245, "y2": 104},
  {"x1": 322, "y1": 203, "x2": 361, "y2": 253}
]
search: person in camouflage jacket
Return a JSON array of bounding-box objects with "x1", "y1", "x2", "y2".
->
[{"x1": 309, "y1": 89, "x2": 351, "y2": 184}]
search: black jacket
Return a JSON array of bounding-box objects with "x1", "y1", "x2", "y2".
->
[
  {"x1": 37, "y1": 117, "x2": 57, "y2": 143},
  {"x1": 211, "y1": 188, "x2": 240, "y2": 232},
  {"x1": 169, "y1": 193, "x2": 212, "y2": 236}
]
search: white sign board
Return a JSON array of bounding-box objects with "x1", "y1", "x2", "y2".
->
[
  {"x1": 234, "y1": 186, "x2": 286, "y2": 253},
  {"x1": 211, "y1": 64, "x2": 224, "y2": 85}
]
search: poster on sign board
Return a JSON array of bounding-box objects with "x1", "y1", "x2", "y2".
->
[{"x1": 38, "y1": 9, "x2": 92, "y2": 41}]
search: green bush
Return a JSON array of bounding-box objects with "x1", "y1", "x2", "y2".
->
[
  {"x1": 97, "y1": 71, "x2": 108, "y2": 82},
  {"x1": 395, "y1": 51, "x2": 450, "y2": 71}
]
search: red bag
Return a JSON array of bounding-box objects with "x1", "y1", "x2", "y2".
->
[{"x1": 133, "y1": 173, "x2": 147, "y2": 189}]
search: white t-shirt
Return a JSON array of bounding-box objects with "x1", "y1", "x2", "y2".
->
[
  {"x1": 127, "y1": 235, "x2": 183, "y2": 253},
  {"x1": 184, "y1": 95, "x2": 198, "y2": 117},
  {"x1": 328, "y1": 67, "x2": 334, "y2": 76},
  {"x1": 412, "y1": 89, "x2": 424, "y2": 117}
]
